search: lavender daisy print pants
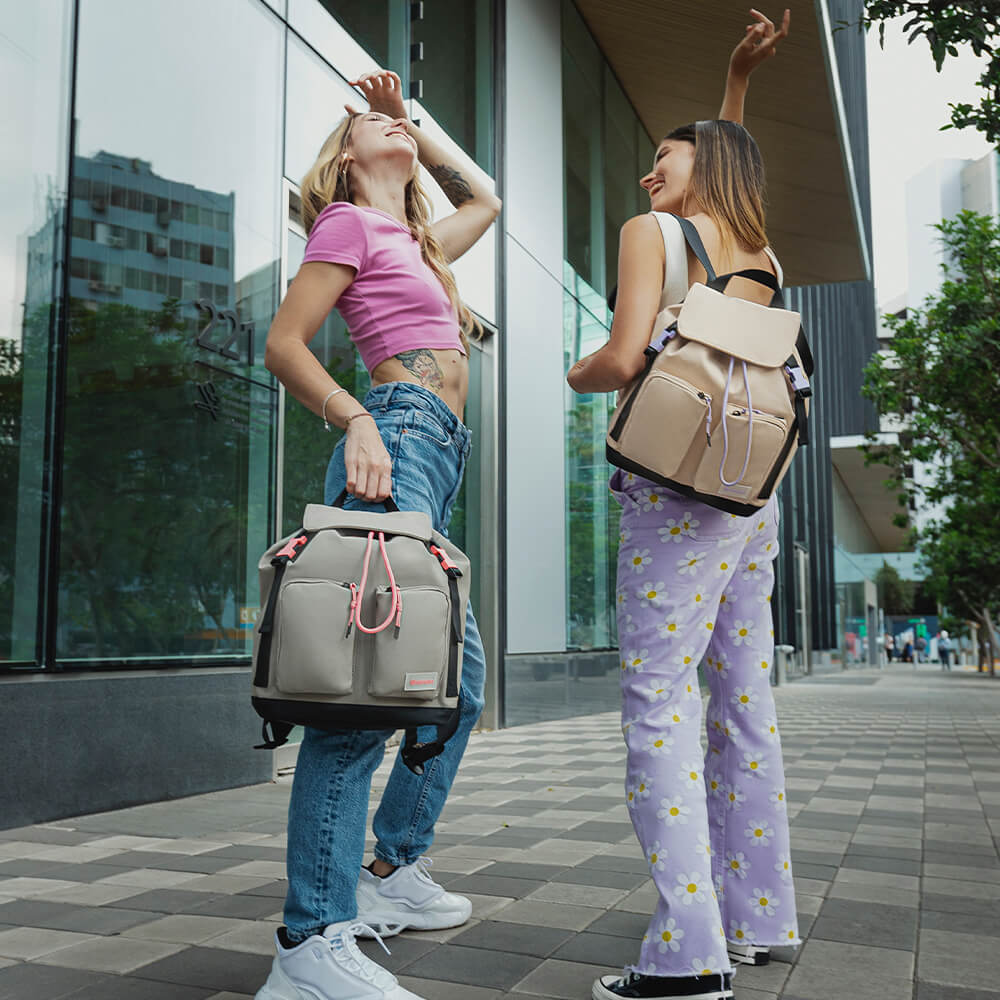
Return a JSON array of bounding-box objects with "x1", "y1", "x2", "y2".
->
[{"x1": 611, "y1": 471, "x2": 800, "y2": 978}]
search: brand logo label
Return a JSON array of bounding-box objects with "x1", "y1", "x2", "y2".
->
[
  {"x1": 718, "y1": 483, "x2": 753, "y2": 498},
  {"x1": 404, "y1": 672, "x2": 439, "y2": 692}
]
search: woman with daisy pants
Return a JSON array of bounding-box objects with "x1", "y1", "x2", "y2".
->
[
  {"x1": 566, "y1": 14, "x2": 799, "y2": 997},
  {"x1": 613, "y1": 478, "x2": 799, "y2": 978}
]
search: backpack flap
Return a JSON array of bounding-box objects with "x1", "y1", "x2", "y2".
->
[{"x1": 676, "y1": 283, "x2": 801, "y2": 368}]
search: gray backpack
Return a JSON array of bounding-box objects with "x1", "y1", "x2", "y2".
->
[{"x1": 251, "y1": 492, "x2": 471, "y2": 774}]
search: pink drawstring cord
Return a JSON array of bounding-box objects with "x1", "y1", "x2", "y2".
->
[{"x1": 350, "y1": 531, "x2": 401, "y2": 635}]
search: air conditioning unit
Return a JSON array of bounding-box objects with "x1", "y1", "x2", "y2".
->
[
  {"x1": 88, "y1": 279, "x2": 108, "y2": 292},
  {"x1": 106, "y1": 236, "x2": 125, "y2": 248},
  {"x1": 152, "y1": 244, "x2": 168, "y2": 257},
  {"x1": 106, "y1": 284, "x2": 122, "y2": 295},
  {"x1": 91, "y1": 197, "x2": 107, "y2": 213}
]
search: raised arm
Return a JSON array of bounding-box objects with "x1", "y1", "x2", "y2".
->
[
  {"x1": 348, "y1": 71, "x2": 501, "y2": 263},
  {"x1": 719, "y1": 8, "x2": 791, "y2": 124}
]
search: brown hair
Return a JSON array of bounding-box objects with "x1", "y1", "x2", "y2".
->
[
  {"x1": 300, "y1": 113, "x2": 479, "y2": 350},
  {"x1": 664, "y1": 120, "x2": 768, "y2": 269}
]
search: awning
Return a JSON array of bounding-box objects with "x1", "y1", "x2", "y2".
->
[
  {"x1": 830, "y1": 433, "x2": 911, "y2": 552},
  {"x1": 571, "y1": 0, "x2": 871, "y2": 286}
]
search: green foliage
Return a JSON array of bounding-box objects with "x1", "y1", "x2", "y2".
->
[
  {"x1": 862, "y1": 212, "x2": 1000, "y2": 647},
  {"x1": 875, "y1": 561, "x2": 914, "y2": 614},
  {"x1": 854, "y1": 1, "x2": 1000, "y2": 144}
]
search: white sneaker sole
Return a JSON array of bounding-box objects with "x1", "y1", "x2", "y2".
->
[
  {"x1": 254, "y1": 959, "x2": 309, "y2": 1000},
  {"x1": 592, "y1": 974, "x2": 733, "y2": 1000},
  {"x1": 355, "y1": 900, "x2": 473, "y2": 938},
  {"x1": 727, "y1": 942, "x2": 770, "y2": 966}
]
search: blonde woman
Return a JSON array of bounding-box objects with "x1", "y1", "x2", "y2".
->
[
  {"x1": 568, "y1": 12, "x2": 797, "y2": 1000},
  {"x1": 255, "y1": 70, "x2": 499, "y2": 1000}
]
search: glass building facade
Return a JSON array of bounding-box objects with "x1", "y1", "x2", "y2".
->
[
  {"x1": 3, "y1": 0, "x2": 873, "y2": 824},
  {"x1": 5, "y1": 0, "x2": 497, "y2": 674}
]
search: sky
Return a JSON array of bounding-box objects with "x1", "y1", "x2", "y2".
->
[{"x1": 865, "y1": 19, "x2": 994, "y2": 306}]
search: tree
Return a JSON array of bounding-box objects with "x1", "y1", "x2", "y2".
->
[
  {"x1": 854, "y1": 1, "x2": 1000, "y2": 144},
  {"x1": 862, "y1": 211, "x2": 1000, "y2": 675},
  {"x1": 875, "y1": 561, "x2": 914, "y2": 614}
]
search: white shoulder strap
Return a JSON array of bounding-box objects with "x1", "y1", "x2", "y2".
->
[
  {"x1": 651, "y1": 212, "x2": 690, "y2": 308},
  {"x1": 763, "y1": 246, "x2": 783, "y2": 288}
]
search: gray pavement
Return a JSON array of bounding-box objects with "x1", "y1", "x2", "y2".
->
[{"x1": 1, "y1": 662, "x2": 998, "y2": 1000}]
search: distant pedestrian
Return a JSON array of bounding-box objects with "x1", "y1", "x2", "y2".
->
[
  {"x1": 938, "y1": 631, "x2": 952, "y2": 671},
  {"x1": 915, "y1": 635, "x2": 926, "y2": 663},
  {"x1": 885, "y1": 633, "x2": 895, "y2": 662},
  {"x1": 902, "y1": 641, "x2": 913, "y2": 663}
]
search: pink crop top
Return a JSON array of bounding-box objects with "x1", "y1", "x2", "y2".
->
[{"x1": 302, "y1": 202, "x2": 466, "y2": 372}]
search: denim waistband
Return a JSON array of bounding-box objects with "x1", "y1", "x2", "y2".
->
[{"x1": 363, "y1": 382, "x2": 470, "y2": 448}]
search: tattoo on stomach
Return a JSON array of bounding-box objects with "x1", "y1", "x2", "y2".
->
[{"x1": 395, "y1": 349, "x2": 445, "y2": 392}]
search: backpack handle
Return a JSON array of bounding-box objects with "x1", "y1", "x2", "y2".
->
[
  {"x1": 707, "y1": 269, "x2": 785, "y2": 308},
  {"x1": 332, "y1": 488, "x2": 399, "y2": 513}
]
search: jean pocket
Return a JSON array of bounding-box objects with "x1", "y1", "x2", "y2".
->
[{"x1": 403, "y1": 410, "x2": 452, "y2": 447}]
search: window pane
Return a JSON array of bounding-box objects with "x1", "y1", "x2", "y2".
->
[
  {"x1": 603, "y1": 73, "x2": 639, "y2": 298},
  {"x1": 562, "y1": 1, "x2": 603, "y2": 294},
  {"x1": 416, "y1": 0, "x2": 494, "y2": 171},
  {"x1": 1, "y1": 0, "x2": 74, "y2": 663},
  {"x1": 315, "y1": 0, "x2": 391, "y2": 66},
  {"x1": 61, "y1": 0, "x2": 282, "y2": 661},
  {"x1": 564, "y1": 286, "x2": 618, "y2": 649},
  {"x1": 281, "y1": 229, "x2": 369, "y2": 535},
  {"x1": 285, "y1": 35, "x2": 360, "y2": 185}
]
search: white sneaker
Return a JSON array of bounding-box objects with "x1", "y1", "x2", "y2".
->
[
  {"x1": 726, "y1": 941, "x2": 770, "y2": 966},
  {"x1": 254, "y1": 920, "x2": 425, "y2": 1000},
  {"x1": 354, "y1": 858, "x2": 473, "y2": 937}
]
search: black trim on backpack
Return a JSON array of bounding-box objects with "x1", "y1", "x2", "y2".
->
[
  {"x1": 400, "y1": 695, "x2": 462, "y2": 775},
  {"x1": 606, "y1": 443, "x2": 790, "y2": 517},
  {"x1": 253, "y1": 531, "x2": 313, "y2": 689}
]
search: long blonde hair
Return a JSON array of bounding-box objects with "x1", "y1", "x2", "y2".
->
[
  {"x1": 666, "y1": 120, "x2": 768, "y2": 271},
  {"x1": 300, "y1": 113, "x2": 479, "y2": 351}
]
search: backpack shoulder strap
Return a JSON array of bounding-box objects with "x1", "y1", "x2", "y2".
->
[
  {"x1": 763, "y1": 246, "x2": 784, "y2": 287},
  {"x1": 650, "y1": 212, "x2": 694, "y2": 307}
]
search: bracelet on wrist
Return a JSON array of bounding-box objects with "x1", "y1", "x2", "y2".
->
[{"x1": 344, "y1": 412, "x2": 375, "y2": 430}]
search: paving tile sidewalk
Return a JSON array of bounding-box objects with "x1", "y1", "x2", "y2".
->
[{"x1": 1, "y1": 664, "x2": 998, "y2": 1000}]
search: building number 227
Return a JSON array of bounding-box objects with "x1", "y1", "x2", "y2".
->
[{"x1": 195, "y1": 298, "x2": 255, "y2": 366}]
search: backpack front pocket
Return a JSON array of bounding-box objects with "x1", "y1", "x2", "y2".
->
[
  {"x1": 693, "y1": 409, "x2": 787, "y2": 500},
  {"x1": 370, "y1": 586, "x2": 450, "y2": 699},
  {"x1": 617, "y1": 371, "x2": 711, "y2": 480},
  {"x1": 273, "y1": 579, "x2": 355, "y2": 696}
]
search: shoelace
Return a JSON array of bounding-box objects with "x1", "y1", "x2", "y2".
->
[
  {"x1": 410, "y1": 856, "x2": 440, "y2": 888},
  {"x1": 327, "y1": 921, "x2": 394, "y2": 989}
]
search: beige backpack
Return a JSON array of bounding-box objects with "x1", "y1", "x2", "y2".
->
[
  {"x1": 251, "y1": 492, "x2": 471, "y2": 774},
  {"x1": 605, "y1": 213, "x2": 813, "y2": 515}
]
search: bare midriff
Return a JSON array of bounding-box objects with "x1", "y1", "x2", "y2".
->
[{"x1": 370, "y1": 347, "x2": 469, "y2": 420}]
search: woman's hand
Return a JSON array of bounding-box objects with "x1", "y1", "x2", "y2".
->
[
  {"x1": 344, "y1": 416, "x2": 393, "y2": 502},
  {"x1": 729, "y1": 8, "x2": 790, "y2": 81},
  {"x1": 346, "y1": 69, "x2": 407, "y2": 121}
]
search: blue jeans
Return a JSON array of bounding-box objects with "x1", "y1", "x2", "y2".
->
[{"x1": 283, "y1": 382, "x2": 487, "y2": 941}]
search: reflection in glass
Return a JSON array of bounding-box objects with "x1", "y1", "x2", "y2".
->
[
  {"x1": 281, "y1": 226, "x2": 369, "y2": 535},
  {"x1": 285, "y1": 35, "x2": 362, "y2": 190},
  {"x1": 564, "y1": 289, "x2": 619, "y2": 650},
  {"x1": 57, "y1": 0, "x2": 283, "y2": 660},
  {"x1": 3, "y1": 0, "x2": 74, "y2": 664},
  {"x1": 562, "y1": 0, "x2": 603, "y2": 294},
  {"x1": 416, "y1": 0, "x2": 495, "y2": 172},
  {"x1": 314, "y1": 0, "x2": 404, "y2": 69}
]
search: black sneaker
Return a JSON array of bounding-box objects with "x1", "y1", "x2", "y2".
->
[
  {"x1": 593, "y1": 971, "x2": 734, "y2": 1000},
  {"x1": 727, "y1": 941, "x2": 770, "y2": 966}
]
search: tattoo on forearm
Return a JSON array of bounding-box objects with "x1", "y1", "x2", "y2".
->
[
  {"x1": 427, "y1": 164, "x2": 474, "y2": 208},
  {"x1": 395, "y1": 349, "x2": 445, "y2": 392}
]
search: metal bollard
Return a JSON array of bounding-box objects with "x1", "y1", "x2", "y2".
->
[{"x1": 774, "y1": 644, "x2": 794, "y2": 686}]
